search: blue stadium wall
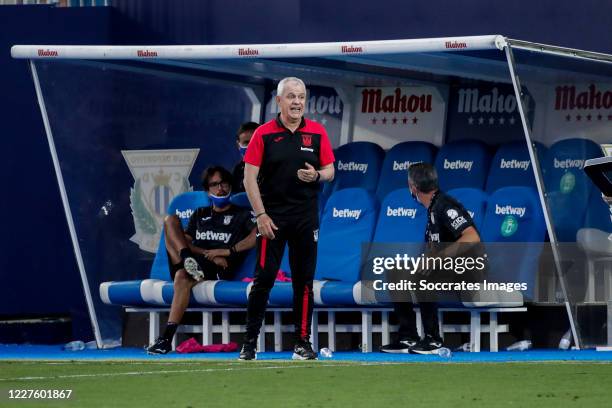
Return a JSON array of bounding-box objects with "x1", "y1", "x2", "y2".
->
[{"x1": 1, "y1": 0, "x2": 610, "y2": 341}]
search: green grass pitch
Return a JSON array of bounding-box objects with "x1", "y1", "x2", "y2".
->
[{"x1": 1, "y1": 360, "x2": 611, "y2": 407}]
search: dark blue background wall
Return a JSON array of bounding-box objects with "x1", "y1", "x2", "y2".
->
[
  {"x1": 2, "y1": 0, "x2": 611, "y2": 341},
  {"x1": 0, "y1": 5, "x2": 140, "y2": 340},
  {"x1": 110, "y1": 0, "x2": 612, "y2": 54}
]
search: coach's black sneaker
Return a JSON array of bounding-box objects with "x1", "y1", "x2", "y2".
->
[
  {"x1": 380, "y1": 337, "x2": 419, "y2": 353},
  {"x1": 146, "y1": 337, "x2": 172, "y2": 355},
  {"x1": 409, "y1": 335, "x2": 443, "y2": 355},
  {"x1": 238, "y1": 342, "x2": 257, "y2": 360},
  {"x1": 183, "y1": 257, "x2": 204, "y2": 281},
  {"x1": 292, "y1": 341, "x2": 317, "y2": 360}
]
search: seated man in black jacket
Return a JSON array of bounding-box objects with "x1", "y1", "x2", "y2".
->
[{"x1": 147, "y1": 166, "x2": 257, "y2": 354}]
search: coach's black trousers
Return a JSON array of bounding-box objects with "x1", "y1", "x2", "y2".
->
[{"x1": 244, "y1": 213, "x2": 318, "y2": 343}]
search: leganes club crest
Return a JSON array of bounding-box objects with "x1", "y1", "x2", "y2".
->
[{"x1": 122, "y1": 149, "x2": 199, "y2": 253}]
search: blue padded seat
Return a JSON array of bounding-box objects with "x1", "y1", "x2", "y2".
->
[
  {"x1": 315, "y1": 188, "x2": 379, "y2": 306},
  {"x1": 320, "y1": 188, "x2": 422, "y2": 306},
  {"x1": 544, "y1": 138, "x2": 602, "y2": 242},
  {"x1": 375, "y1": 141, "x2": 437, "y2": 200},
  {"x1": 478, "y1": 186, "x2": 546, "y2": 302},
  {"x1": 435, "y1": 140, "x2": 491, "y2": 191},
  {"x1": 331, "y1": 141, "x2": 385, "y2": 194},
  {"x1": 486, "y1": 141, "x2": 545, "y2": 192}
]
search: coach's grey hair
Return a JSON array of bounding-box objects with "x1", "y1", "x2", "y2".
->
[
  {"x1": 408, "y1": 162, "x2": 439, "y2": 193},
  {"x1": 277, "y1": 77, "x2": 306, "y2": 96}
]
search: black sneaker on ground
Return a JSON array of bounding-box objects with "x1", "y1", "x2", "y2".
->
[
  {"x1": 238, "y1": 342, "x2": 257, "y2": 360},
  {"x1": 380, "y1": 337, "x2": 419, "y2": 353},
  {"x1": 409, "y1": 335, "x2": 443, "y2": 355},
  {"x1": 146, "y1": 337, "x2": 172, "y2": 355},
  {"x1": 292, "y1": 341, "x2": 317, "y2": 360},
  {"x1": 183, "y1": 257, "x2": 204, "y2": 281}
]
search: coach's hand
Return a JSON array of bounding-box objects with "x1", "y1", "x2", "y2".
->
[
  {"x1": 257, "y1": 213, "x2": 278, "y2": 239},
  {"x1": 297, "y1": 162, "x2": 319, "y2": 183}
]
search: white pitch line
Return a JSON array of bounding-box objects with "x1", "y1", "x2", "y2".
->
[{"x1": 0, "y1": 362, "x2": 403, "y2": 382}]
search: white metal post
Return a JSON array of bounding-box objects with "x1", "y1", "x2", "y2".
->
[
  {"x1": 149, "y1": 311, "x2": 159, "y2": 345},
  {"x1": 221, "y1": 311, "x2": 230, "y2": 344},
  {"x1": 504, "y1": 44, "x2": 581, "y2": 349},
  {"x1": 490, "y1": 312, "x2": 499, "y2": 352},
  {"x1": 328, "y1": 311, "x2": 336, "y2": 351},
  {"x1": 361, "y1": 311, "x2": 372, "y2": 352},
  {"x1": 29, "y1": 60, "x2": 104, "y2": 348},
  {"x1": 274, "y1": 311, "x2": 282, "y2": 352},
  {"x1": 202, "y1": 312, "x2": 213, "y2": 345}
]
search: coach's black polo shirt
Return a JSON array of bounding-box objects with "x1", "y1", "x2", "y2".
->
[
  {"x1": 244, "y1": 115, "x2": 335, "y2": 217},
  {"x1": 425, "y1": 190, "x2": 476, "y2": 243}
]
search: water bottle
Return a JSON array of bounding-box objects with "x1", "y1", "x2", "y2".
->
[
  {"x1": 64, "y1": 340, "x2": 85, "y2": 351},
  {"x1": 506, "y1": 340, "x2": 532, "y2": 351},
  {"x1": 319, "y1": 347, "x2": 333, "y2": 359},
  {"x1": 558, "y1": 330, "x2": 572, "y2": 350},
  {"x1": 438, "y1": 347, "x2": 452, "y2": 358},
  {"x1": 102, "y1": 338, "x2": 122, "y2": 349},
  {"x1": 455, "y1": 342, "x2": 472, "y2": 352},
  {"x1": 85, "y1": 341, "x2": 98, "y2": 350}
]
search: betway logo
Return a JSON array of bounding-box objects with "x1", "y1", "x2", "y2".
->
[
  {"x1": 495, "y1": 204, "x2": 526, "y2": 217},
  {"x1": 554, "y1": 158, "x2": 584, "y2": 169},
  {"x1": 555, "y1": 84, "x2": 612, "y2": 110},
  {"x1": 457, "y1": 88, "x2": 523, "y2": 114},
  {"x1": 443, "y1": 159, "x2": 473, "y2": 171},
  {"x1": 137, "y1": 50, "x2": 158, "y2": 57},
  {"x1": 238, "y1": 48, "x2": 259, "y2": 56},
  {"x1": 386, "y1": 206, "x2": 417, "y2": 218},
  {"x1": 337, "y1": 160, "x2": 368, "y2": 173},
  {"x1": 175, "y1": 209, "x2": 194, "y2": 219},
  {"x1": 37, "y1": 49, "x2": 58, "y2": 57},
  {"x1": 500, "y1": 159, "x2": 530, "y2": 170},
  {"x1": 332, "y1": 208, "x2": 362, "y2": 219},
  {"x1": 361, "y1": 88, "x2": 432, "y2": 113},
  {"x1": 445, "y1": 41, "x2": 467, "y2": 49},
  {"x1": 393, "y1": 160, "x2": 420, "y2": 171},
  {"x1": 195, "y1": 230, "x2": 232, "y2": 243}
]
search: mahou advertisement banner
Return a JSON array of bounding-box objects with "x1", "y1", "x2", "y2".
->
[
  {"x1": 545, "y1": 83, "x2": 612, "y2": 142},
  {"x1": 446, "y1": 83, "x2": 533, "y2": 144},
  {"x1": 353, "y1": 86, "x2": 446, "y2": 148}
]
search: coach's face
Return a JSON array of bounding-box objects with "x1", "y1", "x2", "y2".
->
[{"x1": 276, "y1": 81, "x2": 306, "y2": 123}]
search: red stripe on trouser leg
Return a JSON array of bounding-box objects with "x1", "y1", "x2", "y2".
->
[
  {"x1": 259, "y1": 237, "x2": 267, "y2": 269},
  {"x1": 301, "y1": 286, "x2": 309, "y2": 339}
]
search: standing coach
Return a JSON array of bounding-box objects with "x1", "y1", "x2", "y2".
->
[{"x1": 239, "y1": 77, "x2": 335, "y2": 360}]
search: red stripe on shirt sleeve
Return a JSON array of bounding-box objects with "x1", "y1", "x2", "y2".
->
[
  {"x1": 244, "y1": 127, "x2": 264, "y2": 167},
  {"x1": 319, "y1": 128, "x2": 335, "y2": 167}
]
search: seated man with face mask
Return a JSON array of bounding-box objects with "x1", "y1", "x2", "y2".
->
[
  {"x1": 232, "y1": 122, "x2": 260, "y2": 193},
  {"x1": 147, "y1": 165, "x2": 257, "y2": 354}
]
